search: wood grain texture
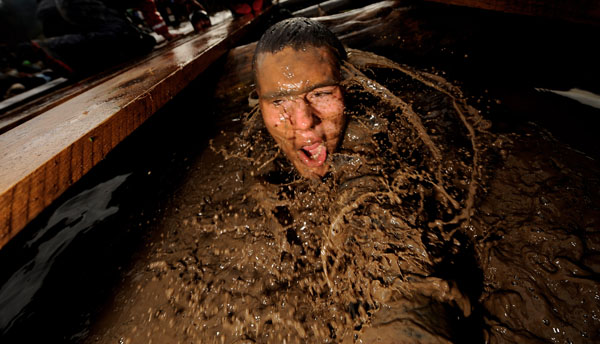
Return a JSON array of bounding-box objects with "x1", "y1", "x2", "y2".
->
[
  {"x1": 0, "y1": 10, "x2": 270, "y2": 249},
  {"x1": 424, "y1": 0, "x2": 600, "y2": 24}
]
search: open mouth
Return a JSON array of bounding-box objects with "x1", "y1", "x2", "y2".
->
[{"x1": 298, "y1": 142, "x2": 327, "y2": 167}]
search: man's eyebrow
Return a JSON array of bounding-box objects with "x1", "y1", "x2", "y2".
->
[{"x1": 260, "y1": 80, "x2": 340, "y2": 100}]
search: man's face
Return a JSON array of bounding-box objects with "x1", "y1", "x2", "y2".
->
[{"x1": 256, "y1": 46, "x2": 345, "y2": 179}]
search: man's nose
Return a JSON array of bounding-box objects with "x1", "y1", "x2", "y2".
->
[{"x1": 288, "y1": 98, "x2": 316, "y2": 130}]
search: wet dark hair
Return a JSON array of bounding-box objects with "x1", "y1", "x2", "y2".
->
[{"x1": 253, "y1": 17, "x2": 347, "y2": 76}]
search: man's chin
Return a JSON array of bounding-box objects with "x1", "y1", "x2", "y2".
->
[{"x1": 293, "y1": 160, "x2": 329, "y2": 179}]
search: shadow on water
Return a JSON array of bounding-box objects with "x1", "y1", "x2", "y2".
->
[
  {"x1": 427, "y1": 230, "x2": 485, "y2": 343},
  {"x1": 0, "y1": 57, "x2": 230, "y2": 342}
]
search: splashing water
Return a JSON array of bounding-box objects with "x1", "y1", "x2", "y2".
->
[{"x1": 87, "y1": 49, "x2": 599, "y2": 344}]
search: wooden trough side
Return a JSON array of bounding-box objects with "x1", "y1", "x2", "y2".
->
[{"x1": 0, "y1": 11, "x2": 270, "y2": 249}]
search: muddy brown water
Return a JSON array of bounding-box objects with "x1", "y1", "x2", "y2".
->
[
  {"x1": 72, "y1": 49, "x2": 596, "y2": 343},
  {"x1": 1, "y1": 3, "x2": 600, "y2": 343}
]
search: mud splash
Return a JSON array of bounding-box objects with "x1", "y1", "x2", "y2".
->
[
  {"x1": 86, "y1": 49, "x2": 599, "y2": 344},
  {"x1": 203, "y1": 49, "x2": 487, "y2": 343}
]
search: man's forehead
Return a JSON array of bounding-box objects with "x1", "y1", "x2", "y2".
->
[
  {"x1": 255, "y1": 46, "x2": 339, "y2": 95},
  {"x1": 256, "y1": 46, "x2": 337, "y2": 74}
]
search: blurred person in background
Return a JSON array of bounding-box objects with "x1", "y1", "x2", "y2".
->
[
  {"x1": 17, "y1": 0, "x2": 179, "y2": 76},
  {"x1": 228, "y1": 0, "x2": 270, "y2": 17}
]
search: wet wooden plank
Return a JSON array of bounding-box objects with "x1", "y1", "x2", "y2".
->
[
  {"x1": 0, "y1": 78, "x2": 69, "y2": 115},
  {"x1": 0, "y1": 74, "x2": 116, "y2": 135},
  {"x1": 0, "y1": 22, "x2": 198, "y2": 134},
  {"x1": 424, "y1": 0, "x2": 600, "y2": 24},
  {"x1": 0, "y1": 10, "x2": 271, "y2": 249}
]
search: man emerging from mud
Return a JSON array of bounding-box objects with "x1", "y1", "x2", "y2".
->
[{"x1": 253, "y1": 17, "x2": 347, "y2": 179}]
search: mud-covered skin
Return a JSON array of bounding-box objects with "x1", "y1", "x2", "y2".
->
[
  {"x1": 85, "y1": 50, "x2": 599, "y2": 344},
  {"x1": 256, "y1": 46, "x2": 346, "y2": 179}
]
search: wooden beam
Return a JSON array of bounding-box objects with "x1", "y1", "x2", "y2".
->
[
  {"x1": 423, "y1": 0, "x2": 600, "y2": 25},
  {"x1": 0, "y1": 78, "x2": 69, "y2": 115},
  {"x1": 0, "y1": 10, "x2": 270, "y2": 249},
  {"x1": 0, "y1": 21, "x2": 197, "y2": 134}
]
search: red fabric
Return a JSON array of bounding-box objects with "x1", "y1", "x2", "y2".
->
[
  {"x1": 252, "y1": 0, "x2": 263, "y2": 12},
  {"x1": 30, "y1": 41, "x2": 74, "y2": 74},
  {"x1": 137, "y1": 0, "x2": 168, "y2": 34},
  {"x1": 232, "y1": 3, "x2": 252, "y2": 15}
]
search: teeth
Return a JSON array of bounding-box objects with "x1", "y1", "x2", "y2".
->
[{"x1": 310, "y1": 144, "x2": 323, "y2": 160}]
